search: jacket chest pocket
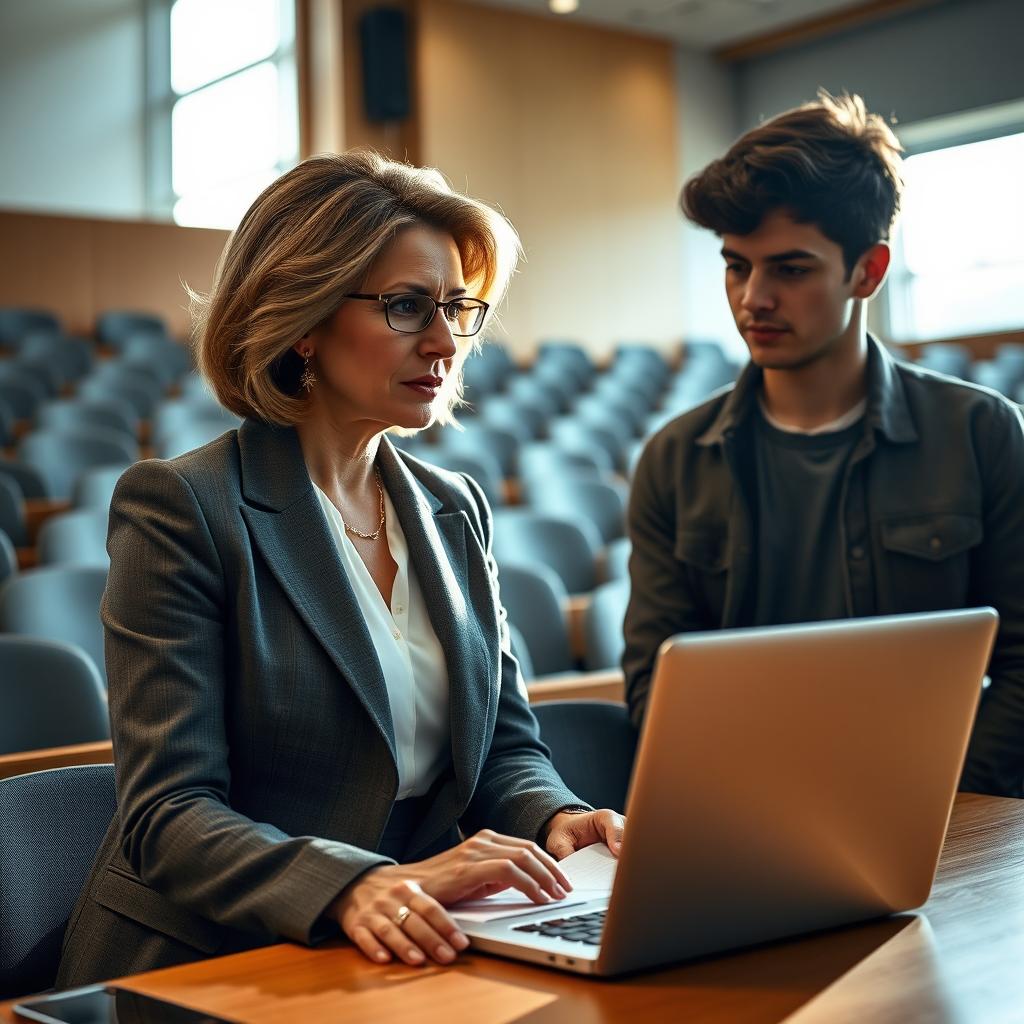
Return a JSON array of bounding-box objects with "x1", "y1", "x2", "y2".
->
[
  {"x1": 878, "y1": 514, "x2": 982, "y2": 611},
  {"x1": 674, "y1": 529, "x2": 730, "y2": 622}
]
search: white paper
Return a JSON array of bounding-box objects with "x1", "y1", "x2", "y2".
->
[{"x1": 450, "y1": 843, "x2": 616, "y2": 924}]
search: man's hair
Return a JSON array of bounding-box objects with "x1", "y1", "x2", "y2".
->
[{"x1": 681, "y1": 91, "x2": 904, "y2": 275}]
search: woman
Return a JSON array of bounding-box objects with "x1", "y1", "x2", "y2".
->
[{"x1": 57, "y1": 151, "x2": 623, "y2": 986}]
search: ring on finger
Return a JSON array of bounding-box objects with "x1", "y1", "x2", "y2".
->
[{"x1": 393, "y1": 905, "x2": 412, "y2": 929}]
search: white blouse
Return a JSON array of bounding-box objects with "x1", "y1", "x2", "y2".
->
[{"x1": 313, "y1": 480, "x2": 451, "y2": 799}]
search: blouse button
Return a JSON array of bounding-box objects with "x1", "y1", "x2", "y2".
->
[
  {"x1": 395, "y1": 604, "x2": 405, "y2": 614},
  {"x1": 393, "y1": 629, "x2": 402, "y2": 641}
]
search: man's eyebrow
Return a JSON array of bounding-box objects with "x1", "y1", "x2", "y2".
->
[
  {"x1": 720, "y1": 247, "x2": 820, "y2": 262},
  {"x1": 765, "y1": 249, "x2": 819, "y2": 262}
]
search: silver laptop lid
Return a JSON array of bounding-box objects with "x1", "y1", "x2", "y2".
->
[{"x1": 598, "y1": 608, "x2": 998, "y2": 975}]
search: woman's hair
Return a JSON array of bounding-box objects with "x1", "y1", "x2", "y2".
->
[
  {"x1": 193, "y1": 150, "x2": 521, "y2": 426},
  {"x1": 681, "y1": 91, "x2": 904, "y2": 276}
]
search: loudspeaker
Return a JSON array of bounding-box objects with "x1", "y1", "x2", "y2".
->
[{"x1": 359, "y1": 7, "x2": 410, "y2": 123}]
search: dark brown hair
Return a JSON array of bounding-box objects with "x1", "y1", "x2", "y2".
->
[{"x1": 681, "y1": 91, "x2": 904, "y2": 275}]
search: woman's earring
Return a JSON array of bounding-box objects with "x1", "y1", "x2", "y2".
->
[{"x1": 299, "y1": 351, "x2": 317, "y2": 392}]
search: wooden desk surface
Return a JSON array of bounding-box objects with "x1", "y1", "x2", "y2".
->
[{"x1": 5, "y1": 794, "x2": 1023, "y2": 1023}]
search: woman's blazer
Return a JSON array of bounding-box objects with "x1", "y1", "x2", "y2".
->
[{"x1": 57, "y1": 418, "x2": 584, "y2": 987}]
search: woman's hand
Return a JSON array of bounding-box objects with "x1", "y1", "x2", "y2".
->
[
  {"x1": 329, "y1": 829, "x2": 573, "y2": 966},
  {"x1": 541, "y1": 808, "x2": 626, "y2": 859}
]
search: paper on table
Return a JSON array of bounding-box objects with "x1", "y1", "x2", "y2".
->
[{"x1": 450, "y1": 843, "x2": 616, "y2": 924}]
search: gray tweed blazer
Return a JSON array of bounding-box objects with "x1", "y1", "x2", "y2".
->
[{"x1": 56, "y1": 419, "x2": 583, "y2": 987}]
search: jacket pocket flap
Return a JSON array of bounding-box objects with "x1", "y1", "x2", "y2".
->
[
  {"x1": 95, "y1": 867, "x2": 223, "y2": 954},
  {"x1": 881, "y1": 515, "x2": 982, "y2": 562},
  {"x1": 674, "y1": 530, "x2": 729, "y2": 572}
]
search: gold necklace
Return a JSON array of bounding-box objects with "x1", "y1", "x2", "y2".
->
[{"x1": 343, "y1": 470, "x2": 386, "y2": 541}]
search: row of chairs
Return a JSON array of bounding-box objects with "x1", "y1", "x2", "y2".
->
[{"x1": 0, "y1": 697, "x2": 637, "y2": 997}]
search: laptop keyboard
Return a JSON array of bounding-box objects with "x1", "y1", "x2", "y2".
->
[{"x1": 512, "y1": 909, "x2": 606, "y2": 945}]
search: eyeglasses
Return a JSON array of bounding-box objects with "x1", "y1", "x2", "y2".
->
[{"x1": 345, "y1": 293, "x2": 489, "y2": 337}]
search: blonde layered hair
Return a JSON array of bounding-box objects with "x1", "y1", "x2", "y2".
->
[{"x1": 193, "y1": 150, "x2": 521, "y2": 426}]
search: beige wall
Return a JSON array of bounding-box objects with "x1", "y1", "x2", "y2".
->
[
  {"x1": 416, "y1": 1, "x2": 683, "y2": 360},
  {"x1": 0, "y1": 210, "x2": 228, "y2": 339}
]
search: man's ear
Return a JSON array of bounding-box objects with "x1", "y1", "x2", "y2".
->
[{"x1": 852, "y1": 243, "x2": 891, "y2": 299}]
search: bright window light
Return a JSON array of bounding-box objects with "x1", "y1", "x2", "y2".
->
[
  {"x1": 172, "y1": 62, "x2": 280, "y2": 197},
  {"x1": 171, "y1": 0, "x2": 280, "y2": 95},
  {"x1": 889, "y1": 131, "x2": 1024, "y2": 340},
  {"x1": 164, "y1": 0, "x2": 297, "y2": 229}
]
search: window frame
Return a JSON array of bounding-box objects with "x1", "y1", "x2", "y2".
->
[
  {"x1": 143, "y1": 0, "x2": 298, "y2": 225},
  {"x1": 883, "y1": 98, "x2": 1024, "y2": 343}
]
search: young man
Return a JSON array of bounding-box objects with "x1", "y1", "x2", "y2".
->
[{"x1": 623, "y1": 92, "x2": 1024, "y2": 798}]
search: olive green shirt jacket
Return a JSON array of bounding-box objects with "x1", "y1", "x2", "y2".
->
[{"x1": 624, "y1": 337, "x2": 1024, "y2": 798}]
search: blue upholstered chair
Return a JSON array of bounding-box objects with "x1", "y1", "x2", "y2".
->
[{"x1": 0, "y1": 764, "x2": 117, "y2": 997}]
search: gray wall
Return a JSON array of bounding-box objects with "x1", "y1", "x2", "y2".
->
[
  {"x1": 735, "y1": 0, "x2": 1024, "y2": 129},
  {"x1": 0, "y1": 0, "x2": 147, "y2": 218}
]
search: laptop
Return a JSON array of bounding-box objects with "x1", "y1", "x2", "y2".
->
[{"x1": 460, "y1": 608, "x2": 998, "y2": 976}]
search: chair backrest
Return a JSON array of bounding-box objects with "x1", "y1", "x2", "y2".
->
[
  {"x1": 497, "y1": 562, "x2": 572, "y2": 676},
  {"x1": 36, "y1": 397, "x2": 139, "y2": 443},
  {"x1": 529, "y1": 477, "x2": 627, "y2": 545},
  {"x1": 530, "y1": 700, "x2": 637, "y2": 813},
  {"x1": 36, "y1": 508, "x2": 110, "y2": 568},
  {"x1": 422, "y1": 448, "x2": 505, "y2": 508},
  {"x1": 507, "y1": 622, "x2": 535, "y2": 681},
  {"x1": 0, "y1": 529, "x2": 16, "y2": 586},
  {"x1": 549, "y1": 417, "x2": 626, "y2": 473},
  {"x1": 156, "y1": 419, "x2": 235, "y2": 459},
  {"x1": 0, "y1": 473, "x2": 27, "y2": 547},
  {"x1": 95, "y1": 309, "x2": 167, "y2": 349},
  {"x1": 492, "y1": 508, "x2": 600, "y2": 594},
  {"x1": 0, "y1": 764, "x2": 117, "y2": 997},
  {"x1": 152, "y1": 398, "x2": 239, "y2": 446},
  {"x1": 440, "y1": 422, "x2": 520, "y2": 477},
  {"x1": 603, "y1": 536, "x2": 631, "y2": 582},
  {"x1": 0, "y1": 379, "x2": 42, "y2": 420},
  {"x1": 0, "y1": 636, "x2": 110, "y2": 754},
  {"x1": 583, "y1": 578, "x2": 630, "y2": 671},
  {"x1": 72, "y1": 465, "x2": 128, "y2": 511},
  {"x1": 0, "y1": 566, "x2": 109, "y2": 685},
  {"x1": 0, "y1": 308, "x2": 61, "y2": 348},
  {"x1": 0, "y1": 460, "x2": 50, "y2": 500},
  {"x1": 19, "y1": 334, "x2": 95, "y2": 382},
  {"x1": 17, "y1": 427, "x2": 137, "y2": 500}
]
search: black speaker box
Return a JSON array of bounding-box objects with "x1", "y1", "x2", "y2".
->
[{"x1": 359, "y1": 7, "x2": 410, "y2": 123}]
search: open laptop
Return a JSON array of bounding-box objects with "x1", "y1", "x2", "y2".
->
[{"x1": 461, "y1": 608, "x2": 998, "y2": 976}]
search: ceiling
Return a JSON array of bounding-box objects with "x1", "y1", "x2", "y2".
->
[{"x1": 463, "y1": 0, "x2": 872, "y2": 50}]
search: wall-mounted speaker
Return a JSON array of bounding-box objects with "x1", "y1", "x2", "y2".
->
[{"x1": 359, "y1": 7, "x2": 410, "y2": 123}]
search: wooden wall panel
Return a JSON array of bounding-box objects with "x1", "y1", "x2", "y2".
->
[
  {"x1": 416, "y1": 1, "x2": 683, "y2": 359},
  {"x1": 0, "y1": 210, "x2": 228, "y2": 339}
]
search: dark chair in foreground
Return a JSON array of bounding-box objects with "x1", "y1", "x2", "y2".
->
[
  {"x1": 0, "y1": 308, "x2": 61, "y2": 349},
  {"x1": 0, "y1": 637, "x2": 109, "y2": 755},
  {"x1": 95, "y1": 310, "x2": 167, "y2": 350},
  {"x1": 0, "y1": 566, "x2": 109, "y2": 685},
  {"x1": 0, "y1": 764, "x2": 117, "y2": 997},
  {"x1": 531, "y1": 700, "x2": 637, "y2": 813}
]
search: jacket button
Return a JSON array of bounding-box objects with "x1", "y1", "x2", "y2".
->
[
  {"x1": 930, "y1": 536, "x2": 942, "y2": 551},
  {"x1": 850, "y1": 545, "x2": 865, "y2": 560}
]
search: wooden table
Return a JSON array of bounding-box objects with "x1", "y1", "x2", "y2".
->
[{"x1": 5, "y1": 794, "x2": 1023, "y2": 1023}]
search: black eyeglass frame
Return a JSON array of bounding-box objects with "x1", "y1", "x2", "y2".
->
[{"x1": 344, "y1": 292, "x2": 490, "y2": 337}]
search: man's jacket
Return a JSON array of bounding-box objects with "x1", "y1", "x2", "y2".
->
[{"x1": 624, "y1": 336, "x2": 1024, "y2": 797}]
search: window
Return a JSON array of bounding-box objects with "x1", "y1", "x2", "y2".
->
[
  {"x1": 887, "y1": 108, "x2": 1024, "y2": 342},
  {"x1": 146, "y1": 0, "x2": 298, "y2": 229}
]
